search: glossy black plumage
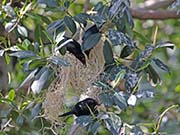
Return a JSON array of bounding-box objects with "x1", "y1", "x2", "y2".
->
[
  {"x1": 59, "y1": 98, "x2": 99, "y2": 117},
  {"x1": 62, "y1": 37, "x2": 86, "y2": 65}
]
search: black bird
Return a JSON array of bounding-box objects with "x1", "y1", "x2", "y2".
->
[
  {"x1": 44, "y1": 36, "x2": 86, "y2": 65},
  {"x1": 62, "y1": 37, "x2": 86, "y2": 65},
  {"x1": 59, "y1": 98, "x2": 99, "y2": 117}
]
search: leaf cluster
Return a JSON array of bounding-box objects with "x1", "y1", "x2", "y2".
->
[{"x1": 0, "y1": 0, "x2": 178, "y2": 135}]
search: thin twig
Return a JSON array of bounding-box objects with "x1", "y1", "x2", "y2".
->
[
  {"x1": 8, "y1": 18, "x2": 20, "y2": 33},
  {"x1": 1, "y1": 118, "x2": 13, "y2": 131},
  {"x1": 8, "y1": 3, "x2": 32, "y2": 33},
  {"x1": 153, "y1": 104, "x2": 179, "y2": 134}
]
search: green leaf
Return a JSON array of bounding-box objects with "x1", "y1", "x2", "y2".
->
[
  {"x1": 31, "y1": 67, "x2": 51, "y2": 94},
  {"x1": 76, "y1": 116, "x2": 93, "y2": 127},
  {"x1": 19, "y1": 39, "x2": 31, "y2": 50},
  {"x1": 5, "y1": 53, "x2": 11, "y2": 65},
  {"x1": 94, "y1": 2, "x2": 103, "y2": 11},
  {"x1": 47, "y1": 19, "x2": 65, "y2": 37},
  {"x1": 124, "y1": 9, "x2": 134, "y2": 30},
  {"x1": 10, "y1": 110, "x2": 19, "y2": 121},
  {"x1": 109, "y1": 113, "x2": 122, "y2": 132},
  {"x1": 0, "y1": 49, "x2": 5, "y2": 56},
  {"x1": 153, "y1": 58, "x2": 170, "y2": 73},
  {"x1": 99, "y1": 93, "x2": 114, "y2": 107},
  {"x1": 16, "y1": 115, "x2": 24, "y2": 126},
  {"x1": 28, "y1": 58, "x2": 47, "y2": 70},
  {"x1": 133, "y1": 30, "x2": 150, "y2": 44},
  {"x1": 136, "y1": 89, "x2": 154, "y2": 99},
  {"x1": 47, "y1": 56, "x2": 70, "y2": 66},
  {"x1": 38, "y1": 14, "x2": 51, "y2": 24},
  {"x1": 64, "y1": 1, "x2": 70, "y2": 8},
  {"x1": 131, "y1": 126, "x2": 143, "y2": 135},
  {"x1": 5, "y1": 21, "x2": 15, "y2": 32},
  {"x1": 74, "y1": 13, "x2": 89, "y2": 27},
  {"x1": 113, "y1": 92, "x2": 127, "y2": 110},
  {"x1": 31, "y1": 103, "x2": 42, "y2": 119},
  {"x1": 0, "y1": 98, "x2": 17, "y2": 109},
  {"x1": 135, "y1": 60, "x2": 151, "y2": 72},
  {"x1": 155, "y1": 41, "x2": 174, "y2": 49},
  {"x1": 3, "y1": 5, "x2": 16, "y2": 17},
  {"x1": 145, "y1": 64, "x2": 161, "y2": 86},
  {"x1": 25, "y1": 101, "x2": 35, "y2": 110},
  {"x1": 103, "y1": 40, "x2": 114, "y2": 65},
  {"x1": 37, "y1": 0, "x2": 57, "y2": 7},
  {"x1": 27, "y1": 44, "x2": 35, "y2": 52},
  {"x1": 8, "y1": 89, "x2": 16, "y2": 101},
  {"x1": 109, "y1": 0, "x2": 123, "y2": 18},
  {"x1": 82, "y1": 33, "x2": 101, "y2": 51},
  {"x1": 90, "y1": 15, "x2": 106, "y2": 26},
  {"x1": 0, "y1": 98, "x2": 10, "y2": 103},
  {"x1": 88, "y1": 121, "x2": 100, "y2": 134},
  {"x1": 104, "y1": 118, "x2": 118, "y2": 135},
  {"x1": 125, "y1": 71, "x2": 139, "y2": 94},
  {"x1": 17, "y1": 25, "x2": 28, "y2": 37},
  {"x1": 34, "y1": 24, "x2": 46, "y2": 43},
  {"x1": 22, "y1": 109, "x2": 32, "y2": 120},
  {"x1": 33, "y1": 42, "x2": 40, "y2": 53},
  {"x1": 18, "y1": 68, "x2": 39, "y2": 90},
  {"x1": 83, "y1": 25, "x2": 99, "y2": 41},
  {"x1": 21, "y1": 100, "x2": 33, "y2": 110},
  {"x1": 105, "y1": 113, "x2": 122, "y2": 135},
  {"x1": 113, "y1": 69, "x2": 126, "y2": 88},
  {"x1": 120, "y1": 45, "x2": 134, "y2": 58},
  {"x1": 64, "y1": 16, "x2": 77, "y2": 35},
  {"x1": 108, "y1": 30, "x2": 135, "y2": 47},
  {"x1": 9, "y1": 51, "x2": 36, "y2": 59},
  {"x1": 175, "y1": 83, "x2": 180, "y2": 93},
  {"x1": 94, "y1": 81, "x2": 112, "y2": 90},
  {"x1": 23, "y1": 61, "x2": 32, "y2": 72},
  {"x1": 0, "y1": 36, "x2": 7, "y2": 47}
]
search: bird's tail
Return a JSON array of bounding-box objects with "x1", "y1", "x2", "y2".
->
[{"x1": 59, "y1": 111, "x2": 74, "y2": 117}]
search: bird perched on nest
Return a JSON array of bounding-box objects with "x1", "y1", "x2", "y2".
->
[
  {"x1": 59, "y1": 98, "x2": 100, "y2": 117},
  {"x1": 58, "y1": 37, "x2": 87, "y2": 65}
]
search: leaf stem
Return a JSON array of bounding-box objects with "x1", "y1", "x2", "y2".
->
[
  {"x1": 152, "y1": 26, "x2": 158, "y2": 46},
  {"x1": 153, "y1": 104, "x2": 179, "y2": 134}
]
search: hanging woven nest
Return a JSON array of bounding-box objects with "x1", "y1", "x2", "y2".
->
[
  {"x1": 69, "y1": 38, "x2": 105, "y2": 94},
  {"x1": 43, "y1": 66, "x2": 70, "y2": 122},
  {"x1": 43, "y1": 37, "x2": 105, "y2": 122}
]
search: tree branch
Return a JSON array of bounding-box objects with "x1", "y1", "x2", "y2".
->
[
  {"x1": 130, "y1": 8, "x2": 180, "y2": 20},
  {"x1": 83, "y1": 0, "x2": 90, "y2": 13},
  {"x1": 0, "y1": 56, "x2": 8, "y2": 92},
  {"x1": 138, "y1": 0, "x2": 176, "y2": 10},
  {"x1": 130, "y1": 0, "x2": 180, "y2": 20}
]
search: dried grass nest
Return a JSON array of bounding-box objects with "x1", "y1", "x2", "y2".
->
[{"x1": 43, "y1": 39, "x2": 105, "y2": 122}]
